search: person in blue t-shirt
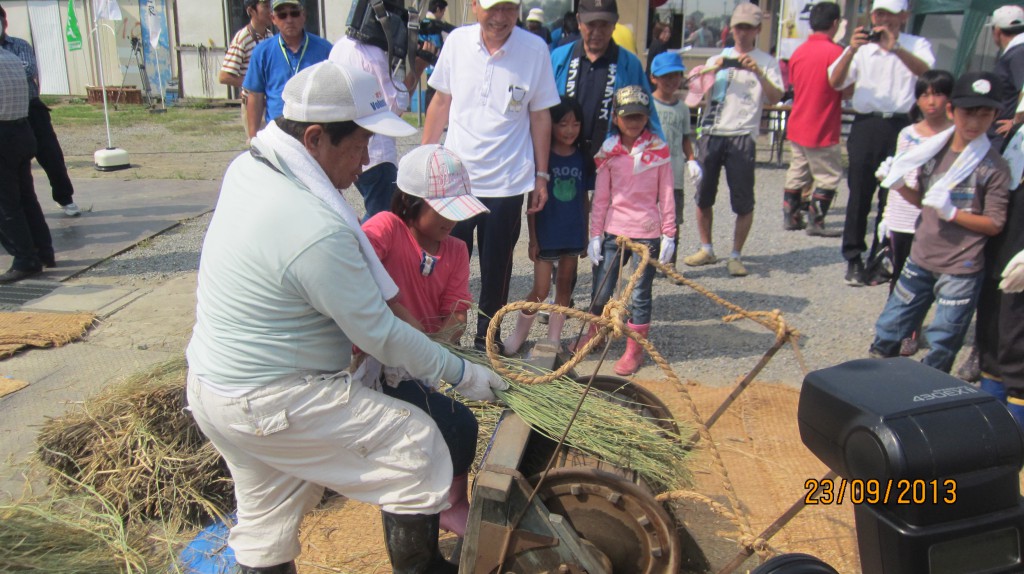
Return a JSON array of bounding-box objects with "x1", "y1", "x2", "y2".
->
[
  {"x1": 506, "y1": 97, "x2": 593, "y2": 354},
  {"x1": 243, "y1": 0, "x2": 332, "y2": 140}
]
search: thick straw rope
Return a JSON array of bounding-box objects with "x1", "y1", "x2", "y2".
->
[{"x1": 483, "y1": 236, "x2": 797, "y2": 563}]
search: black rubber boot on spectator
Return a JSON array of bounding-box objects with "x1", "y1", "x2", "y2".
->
[
  {"x1": 806, "y1": 188, "x2": 842, "y2": 237},
  {"x1": 783, "y1": 189, "x2": 806, "y2": 231},
  {"x1": 236, "y1": 562, "x2": 297, "y2": 573},
  {"x1": 382, "y1": 511, "x2": 459, "y2": 574}
]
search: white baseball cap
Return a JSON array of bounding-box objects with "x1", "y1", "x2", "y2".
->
[
  {"x1": 871, "y1": 0, "x2": 907, "y2": 13},
  {"x1": 281, "y1": 61, "x2": 415, "y2": 138},
  {"x1": 992, "y1": 5, "x2": 1024, "y2": 29},
  {"x1": 478, "y1": 0, "x2": 520, "y2": 11},
  {"x1": 397, "y1": 145, "x2": 489, "y2": 221}
]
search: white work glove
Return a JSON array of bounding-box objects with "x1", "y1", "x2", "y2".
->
[
  {"x1": 658, "y1": 235, "x2": 675, "y2": 265},
  {"x1": 588, "y1": 236, "x2": 603, "y2": 266},
  {"x1": 453, "y1": 359, "x2": 508, "y2": 402},
  {"x1": 875, "y1": 156, "x2": 894, "y2": 182},
  {"x1": 922, "y1": 189, "x2": 957, "y2": 221},
  {"x1": 876, "y1": 218, "x2": 890, "y2": 241},
  {"x1": 1001, "y1": 250, "x2": 1024, "y2": 293},
  {"x1": 686, "y1": 160, "x2": 703, "y2": 189}
]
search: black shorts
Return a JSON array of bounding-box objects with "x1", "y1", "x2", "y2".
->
[
  {"x1": 695, "y1": 134, "x2": 756, "y2": 215},
  {"x1": 538, "y1": 248, "x2": 583, "y2": 262}
]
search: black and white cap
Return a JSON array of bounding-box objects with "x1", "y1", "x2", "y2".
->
[{"x1": 950, "y1": 71, "x2": 1003, "y2": 109}]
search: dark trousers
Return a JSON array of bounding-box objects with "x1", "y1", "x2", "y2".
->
[
  {"x1": 977, "y1": 281, "x2": 1024, "y2": 394},
  {"x1": 27, "y1": 98, "x2": 74, "y2": 206},
  {"x1": 451, "y1": 195, "x2": 524, "y2": 345},
  {"x1": 0, "y1": 119, "x2": 52, "y2": 270},
  {"x1": 383, "y1": 380, "x2": 478, "y2": 475},
  {"x1": 354, "y1": 161, "x2": 397, "y2": 222},
  {"x1": 843, "y1": 115, "x2": 909, "y2": 262},
  {"x1": 888, "y1": 231, "x2": 914, "y2": 294}
]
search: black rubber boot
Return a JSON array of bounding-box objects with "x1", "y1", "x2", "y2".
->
[
  {"x1": 782, "y1": 189, "x2": 806, "y2": 230},
  {"x1": 382, "y1": 511, "x2": 459, "y2": 574},
  {"x1": 236, "y1": 562, "x2": 297, "y2": 574},
  {"x1": 806, "y1": 188, "x2": 842, "y2": 237}
]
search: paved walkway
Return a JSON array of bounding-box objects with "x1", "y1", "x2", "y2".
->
[{"x1": 0, "y1": 172, "x2": 217, "y2": 499}]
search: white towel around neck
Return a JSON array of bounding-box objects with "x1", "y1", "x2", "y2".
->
[
  {"x1": 882, "y1": 126, "x2": 991, "y2": 201},
  {"x1": 251, "y1": 121, "x2": 398, "y2": 301}
]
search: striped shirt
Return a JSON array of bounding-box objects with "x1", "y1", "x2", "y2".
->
[
  {"x1": 0, "y1": 33, "x2": 38, "y2": 99},
  {"x1": 0, "y1": 48, "x2": 29, "y2": 120},
  {"x1": 221, "y1": 24, "x2": 271, "y2": 80}
]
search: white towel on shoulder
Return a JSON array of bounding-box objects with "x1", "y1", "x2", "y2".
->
[
  {"x1": 252, "y1": 121, "x2": 398, "y2": 301},
  {"x1": 882, "y1": 126, "x2": 990, "y2": 204}
]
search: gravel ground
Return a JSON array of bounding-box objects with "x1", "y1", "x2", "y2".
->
[{"x1": 78, "y1": 134, "x2": 972, "y2": 388}]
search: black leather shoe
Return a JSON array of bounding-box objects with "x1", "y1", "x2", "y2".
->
[
  {"x1": 40, "y1": 254, "x2": 56, "y2": 268},
  {"x1": 0, "y1": 267, "x2": 41, "y2": 284},
  {"x1": 236, "y1": 561, "x2": 297, "y2": 574}
]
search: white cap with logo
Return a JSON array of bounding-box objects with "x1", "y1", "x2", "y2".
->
[{"x1": 281, "y1": 61, "x2": 416, "y2": 138}]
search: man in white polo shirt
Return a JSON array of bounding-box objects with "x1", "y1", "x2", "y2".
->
[
  {"x1": 828, "y1": 0, "x2": 934, "y2": 286},
  {"x1": 423, "y1": 0, "x2": 560, "y2": 352}
]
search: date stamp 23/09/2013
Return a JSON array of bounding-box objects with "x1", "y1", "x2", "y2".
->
[{"x1": 804, "y1": 478, "x2": 957, "y2": 505}]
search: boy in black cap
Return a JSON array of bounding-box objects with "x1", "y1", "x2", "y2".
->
[{"x1": 869, "y1": 71, "x2": 1011, "y2": 373}]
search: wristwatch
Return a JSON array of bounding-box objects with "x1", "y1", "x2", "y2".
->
[
  {"x1": 536, "y1": 171, "x2": 551, "y2": 181},
  {"x1": 892, "y1": 42, "x2": 902, "y2": 53}
]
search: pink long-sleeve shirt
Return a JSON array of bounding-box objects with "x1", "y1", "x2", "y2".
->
[{"x1": 590, "y1": 155, "x2": 675, "y2": 240}]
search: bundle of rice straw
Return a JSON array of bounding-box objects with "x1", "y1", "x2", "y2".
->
[
  {"x1": 0, "y1": 489, "x2": 166, "y2": 573},
  {"x1": 36, "y1": 357, "x2": 232, "y2": 527},
  {"x1": 452, "y1": 347, "x2": 692, "y2": 491}
]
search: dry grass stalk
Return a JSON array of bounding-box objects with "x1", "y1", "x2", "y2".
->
[{"x1": 36, "y1": 357, "x2": 232, "y2": 527}]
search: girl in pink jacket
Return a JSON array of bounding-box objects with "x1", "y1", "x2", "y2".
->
[{"x1": 573, "y1": 85, "x2": 676, "y2": 375}]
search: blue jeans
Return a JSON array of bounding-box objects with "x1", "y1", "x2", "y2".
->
[
  {"x1": 355, "y1": 162, "x2": 398, "y2": 222},
  {"x1": 589, "y1": 234, "x2": 659, "y2": 325},
  {"x1": 870, "y1": 259, "x2": 983, "y2": 373}
]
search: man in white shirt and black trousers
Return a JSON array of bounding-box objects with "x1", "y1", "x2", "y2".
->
[{"x1": 828, "y1": 0, "x2": 934, "y2": 286}]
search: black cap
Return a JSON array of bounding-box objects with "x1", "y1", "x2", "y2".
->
[
  {"x1": 951, "y1": 71, "x2": 1003, "y2": 109},
  {"x1": 614, "y1": 85, "x2": 650, "y2": 116},
  {"x1": 578, "y1": 0, "x2": 618, "y2": 24}
]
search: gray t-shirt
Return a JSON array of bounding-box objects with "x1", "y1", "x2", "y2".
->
[
  {"x1": 911, "y1": 144, "x2": 1010, "y2": 275},
  {"x1": 653, "y1": 97, "x2": 691, "y2": 190}
]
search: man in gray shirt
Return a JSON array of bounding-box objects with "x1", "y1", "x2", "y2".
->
[{"x1": 0, "y1": 48, "x2": 53, "y2": 282}]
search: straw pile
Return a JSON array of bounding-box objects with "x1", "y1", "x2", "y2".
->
[
  {"x1": 36, "y1": 357, "x2": 233, "y2": 527},
  {"x1": 453, "y1": 347, "x2": 693, "y2": 491},
  {"x1": 0, "y1": 490, "x2": 166, "y2": 573}
]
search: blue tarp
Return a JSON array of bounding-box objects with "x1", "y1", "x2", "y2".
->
[{"x1": 177, "y1": 514, "x2": 237, "y2": 574}]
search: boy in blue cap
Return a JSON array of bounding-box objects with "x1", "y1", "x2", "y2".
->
[{"x1": 650, "y1": 51, "x2": 701, "y2": 272}]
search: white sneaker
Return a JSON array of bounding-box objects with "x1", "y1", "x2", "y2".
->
[{"x1": 61, "y1": 202, "x2": 81, "y2": 217}]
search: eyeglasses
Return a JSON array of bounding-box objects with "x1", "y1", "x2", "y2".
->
[{"x1": 274, "y1": 9, "x2": 302, "y2": 19}]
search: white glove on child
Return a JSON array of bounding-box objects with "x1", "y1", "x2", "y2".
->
[
  {"x1": 922, "y1": 189, "x2": 957, "y2": 221},
  {"x1": 453, "y1": 359, "x2": 508, "y2": 402},
  {"x1": 588, "y1": 236, "x2": 603, "y2": 266},
  {"x1": 658, "y1": 235, "x2": 675, "y2": 265},
  {"x1": 876, "y1": 218, "x2": 890, "y2": 241},
  {"x1": 1001, "y1": 250, "x2": 1024, "y2": 293},
  {"x1": 875, "y1": 156, "x2": 895, "y2": 182},
  {"x1": 687, "y1": 160, "x2": 703, "y2": 189}
]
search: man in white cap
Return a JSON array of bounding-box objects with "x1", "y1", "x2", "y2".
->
[
  {"x1": 990, "y1": 4, "x2": 1024, "y2": 149},
  {"x1": 186, "y1": 61, "x2": 506, "y2": 574},
  {"x1": 423, "y1": 0, "x2": 560, "y2": 353},
  {"x1": 526, "y1": 7, "x2": 551, "y2": 43},
  {"x1": 828, "y1": 0, "x2": 934, "y2": 286}
]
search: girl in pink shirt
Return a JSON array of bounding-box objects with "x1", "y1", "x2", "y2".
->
[
  {"x1": 362, "y1": 145, "x2": 489, "y2": 539},
  {"x1": 572, "y1": 85, "x2": 676, "y2": 376}
]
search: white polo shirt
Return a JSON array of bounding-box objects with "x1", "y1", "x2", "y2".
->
[
  {"x1": 828, "y1": 32, "x2": 935, "y2": 115},
  {"x1": 428, "y1": 25, "x2": 560, "y2": 198}
]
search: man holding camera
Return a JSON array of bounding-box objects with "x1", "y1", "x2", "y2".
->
[
  {"x1": 330, "y1": 7, "x2": 436, "y2": 219},
  {"x1": 828, "y1": 0, "x2": 934, "y2": 286},
  {"x1": 682, "y1": 2, "x2": 783, "y2": 278}
]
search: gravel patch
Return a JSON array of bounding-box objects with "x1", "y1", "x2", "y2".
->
[{"x1": 78, "y1": 136, "x2": 971, "y2": 388}]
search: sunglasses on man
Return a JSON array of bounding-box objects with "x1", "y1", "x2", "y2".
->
[{"x1": 274, "y1": 8, "x2": 302, "y2": 19}]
